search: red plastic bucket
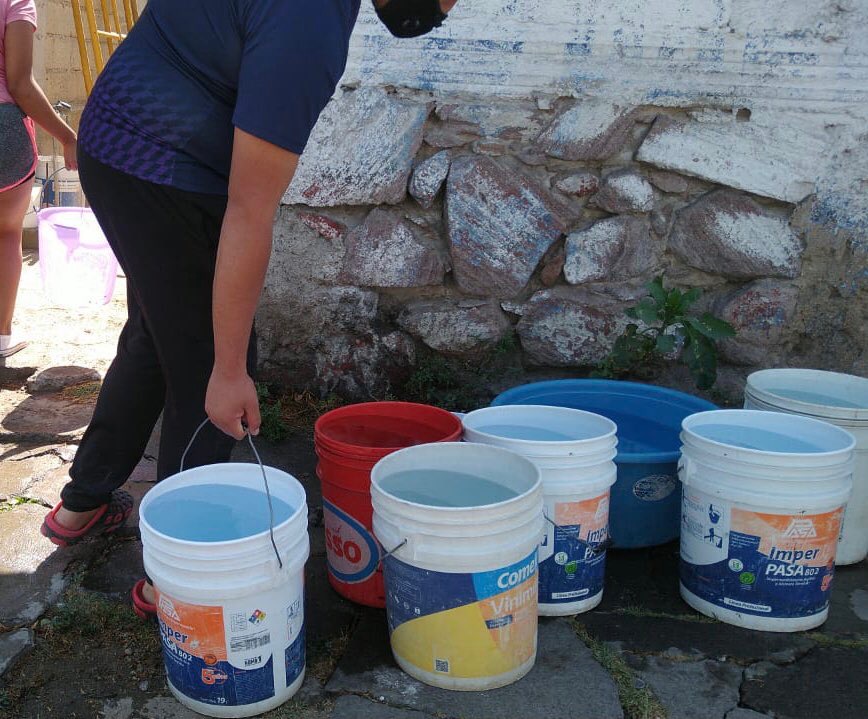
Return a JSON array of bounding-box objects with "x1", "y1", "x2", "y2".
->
[{"x1": 314, "y1": 402, "x2": 462, "y2": 607}]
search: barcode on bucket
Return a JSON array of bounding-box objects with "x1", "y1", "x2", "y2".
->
[
  {"x1": 434, "y1": 659, "x2": 449, "y2": 673},
  {"x1": 230, "y1": 633, "x2": 270, "y2": 652}
]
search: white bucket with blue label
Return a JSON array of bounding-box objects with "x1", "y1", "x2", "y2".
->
[
  {"x1": 679, "y1": 410, "x2": 854, "y2": 632},
  {"x1": 462, "y1": 405, "x2": 618, "y2": 616},
  {"x1": 139, "y1": 463, "x2": 310, "y2": 717},
  {"x1": 371, "y1": 442, "x2": 544, "y2": 691}
]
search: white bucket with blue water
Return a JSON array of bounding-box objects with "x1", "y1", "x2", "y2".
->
[
  {"x1": 371, "y1": 442, "x2": 544, "y2": 690},
  {"x1": 139, "y1": 463, "x2": 310, "y2": 717},
  {"x1": 462, "y1": 405, "x2": 617, "y2": 616},
  {"x1": 678, "y1": 410, "x2": 854, "y2": 632},
  {"x1": 745, "y1": 369, "x2": 868, "y2": 566},
  {"x1": 492, "y1": 380, "x2": 717, "y2": 548}
]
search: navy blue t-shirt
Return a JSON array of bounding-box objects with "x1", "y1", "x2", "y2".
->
[{"x1": 79, "y1": 0, "x2": 361, "y2": 194}]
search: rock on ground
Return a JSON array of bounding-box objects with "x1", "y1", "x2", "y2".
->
[
  {"x1": 26, "y1": 366, "x2": 101, "y2": 393},
  {"x1": 564, "y1": 216, "x2": 656, "y2": 284},
  {"x1": 594, "y1": 170, "x2": 655, "y2": 213},
  {"x1": 635, "y1": 656, "x2": 743, "y2": 719},
  {"x1": 445, "y1": 156, "x2": 566, "y2": 297},
  {"x1": 0, "y1": 628, "x2": 33, "y2": 676},
  {"x1": 397, "y1": 300, "x2": 510, "y2": 355},
  {"x1": 670, "y1": 190, "x2": 803, "y2": 279},
  {"x1": 330, "y1": 695, "x2": 434, "y2": 719}
]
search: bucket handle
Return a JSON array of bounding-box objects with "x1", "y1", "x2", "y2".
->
[
  {"x1": 181, "y1": 418, "x2": 284, "y2": 570},
  {"x1": 543, "y1": 512, "x2": 612, "y2": 556},
  {"x1": 380, "y1": 538, "x2": 408, "y2": 563}
]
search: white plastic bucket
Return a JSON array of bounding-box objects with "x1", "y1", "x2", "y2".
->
[
  {"x1": 53, "y1": 168, "x2": 85, "y2": 207},
  {"x1": 745, "y1": 369, "x2": 868, "y2": 565},
  {"x1": 678, "y1": 410, "x2": 854, "y2": 632},
  {"x1": 139, "y1": 464, "x2": 310, "y2": 718},
  {"x1": 462, "y1": 405, "x2": 617, "y2": 616},
  {"x1": 37, "y1": 207, "x2": 118, "y2": 306},
  {"x1": 371, "y1": 442, "x2": 543, "y2": 691}
]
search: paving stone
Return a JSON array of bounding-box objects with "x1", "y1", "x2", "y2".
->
[
  {"x1": 554, "y1": 172, "x2": 600, "y2": 197},
  {"x1": 0, "y1": 503, "x2": 90, "y2": 625},
  {"x1": 670, "y1": 190, "x2": 803, "y2": 279},
  {"x1": 284, "y1": 89, "x2": 431, "y2": 206},
  {"x1": 635, "y1": 656, "x2": 742, "y2": 719},
  {"x1": 0, "y1": 447, "x2": 63, "y2": 500},
  {"x1": 135, "y1": 697, "x2": 201, "y2": 719},
  {"x1": 564, "y1": 216, "x2": 655, "y2": 284},
  {"x1": 338, "y1": 209, "x2": 447, "y2": 288},
  {"x1": 712, "y1": 280, "x2": 800, "y2": 365},
  {"x1": 517, "y1": 290, "x2": 628, "y2": 367},
  {"x1": 725, "y1": 708, "x2": 772, "y2": 719},
  {"x1": 297, "y1": 212, "x2": 347, "y2": 241},
  {"x1": 409, "y1": 151, "x2": 450, "y2": 209},
  {"x1": 741, "y1": 647, "x2": 868, "y2": 719},
  {"x1": 327, "y1": 613, "x2": 623, "y2": 719},
  {"x1": 851, "y1": 588, "x2": 868, "y2": 621},
  {"x1": 594, "y1": 170, "x2": 655, "y2": 213},
  {"x1": 0, "y1": 389, "x2": 95, "y2": 440},
  {"x1": 0, "y1": 628, "x2": 33, "y2": 675},
  {"x1": 330, "y1": 695, "x2": 434, "y2": 719},
  {"x1": 100, "y1": 697, "x2": 134, "y2": 719},
  {"x1": 820, "y1": 561, "x2": 868, "y2": 636},
  {"x1": 26, "y1": 365, "x2": 101, "y2": 393},
  {"x1": 20, "y1": 462, "x2": 68, "y2": 506},
  {"x1": 580, "y1": 612, "x2": 816, "y2": 664},
  {"x1": 596, "y1": 543, "x2": 686, "y2": 615},
  {"x1": 397, "y1": 300, "x2": 510, "y2": 355},
  {"x1": 536, "y1": 100, "x2": 640, "y2": 161},
  {"x1": 637, "y1": 116, "x2": 818, "y2": 204},
  {"x1": 445, "y1": 156, "x2": 566, "y2": 297}
]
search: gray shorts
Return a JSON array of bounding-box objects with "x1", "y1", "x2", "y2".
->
[{"x1": 0, "y1": 103, "x2": 37, "y2": 193}]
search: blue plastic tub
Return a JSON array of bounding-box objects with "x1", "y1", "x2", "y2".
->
[{"x1": 491, "y1": 380, "x2": 717, "y2": 548}]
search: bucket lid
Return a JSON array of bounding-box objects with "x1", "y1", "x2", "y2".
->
[
  {"x1": 682, "y1": 410, "x2": 855, "y2": 467},
  {"x1": 314, "y1": 401, "x2": 462, "y2": 458},
  {"x1": 746, "y1": 369, "x2": 868, "y2": 423},
  {"x1": 462, "y1": 404, "x2": 617, "y2": 458}
]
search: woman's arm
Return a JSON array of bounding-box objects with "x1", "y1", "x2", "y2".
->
[
  {"x1": 5, "y1": 21, "x2": 77, "y2": 169},
  {"x1": 205, "y1": 127, "x2": 299, "y2": 440}
]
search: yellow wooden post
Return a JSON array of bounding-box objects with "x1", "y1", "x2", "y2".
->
[
  {"x1": 83, "y1": 0, "x2": 105, "y2": 75},
  {"x1": 99, "y1": 0, "x2": 115, "y2": 52},
  {"x1": 70, "y1": 1, "x2": 94, "y2": 94}
]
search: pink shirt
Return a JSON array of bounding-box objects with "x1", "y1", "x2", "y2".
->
[{"x1": 1, "y1": 0, "x2": 37, "y2": 105}]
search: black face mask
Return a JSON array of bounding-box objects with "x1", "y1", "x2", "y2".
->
[{"x1": 373, "y1": 0, "x2": 448, "y2": 38}]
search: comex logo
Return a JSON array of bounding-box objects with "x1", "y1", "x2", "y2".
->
[
  {"x1": 159, "y1": 596, "x2": 181, "y2": 621},
  {"x1": 782, "y1": 519, "x2": 817, "y2": 539}
]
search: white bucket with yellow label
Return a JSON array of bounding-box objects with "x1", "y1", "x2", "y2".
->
[
  {"x1": 371, "y1": 442, "x2": 543, "y2": 691},
  {"x1": 679, "y1": 410, "x2": 854, "y2": 632},
  {"x1": 139, "y1": 464, "x2": 309, "y2": 718}
]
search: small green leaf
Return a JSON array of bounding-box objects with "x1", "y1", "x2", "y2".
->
[
  {"x1": 682, "y1": 330, "x2": 717, "y2": 389},
  {"x1": 682, "y1": 287, "x2": 702, "y2": 306},
  {"x1": 646, "y1": 276, "x2": 667, "y2": 304},
  {"x1": 635, "y1": 297, "x2": 659, "y2": 325},
  {"x1": 686, "y1": 314, "x2": 737, "y2": 340},
  {"x1": 656, "y1": 334, "x2": 677, "y2": 354}
]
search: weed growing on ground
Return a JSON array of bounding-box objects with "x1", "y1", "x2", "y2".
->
[
  {"x1": 307, "y1": 627, "x2": 354, "y2": 683},
  {"x1": 804, "y1": 632, "x2": 868, "y2": 650},
  {"x1": 256, "y1": 384, "x2": 345, "y2": 441},
  {"x1": 614, "y1": 605, "x2": 717, "y2": 624},
  {"x1": 573, "y1": 620, "x2": 668, "y2": 719},
  {"x1": 0, "y1": 496, "x2": 45, "y2": 512},
  {"x1": 60, "y1": 380, "x2": 102, "y2": 403}
]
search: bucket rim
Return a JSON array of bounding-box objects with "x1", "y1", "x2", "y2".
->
[
  {"x1": 314, "y1": 401, "x2": 462, "y2": 455},
  {"x1": 462, "y1": 404, "x2": 617, "y2": 450},
  {"x1": 681, "y1": 409, "x2": 856, "y2": 459},
  {"x1": 370, "y1": 441, "x2": 542, "y2": 513},
  {"x1": 746, "y1": 368, "x2": 868, "y2": 423},
  {"x1": 139, "y1": 462, "x2": 308, "y2": 548},
  {"x1": 490, "y1": 379, "x2": 716, "y2": 463}
]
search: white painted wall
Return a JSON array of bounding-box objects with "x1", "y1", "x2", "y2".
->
[{"x1": 343, "y1": 0, "x2": 868, "y2": 229}]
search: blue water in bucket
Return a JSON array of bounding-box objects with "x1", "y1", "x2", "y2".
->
[
  {"x1": 492, "y1": 380, "x2": 717, "y2": 548},
  {"x1": 145, "y1": 484, "x2": 294, "y2": 542}
]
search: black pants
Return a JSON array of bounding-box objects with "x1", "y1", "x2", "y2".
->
[{"x1": 61, "y1": 151, "x2": 257, "y2": 512}]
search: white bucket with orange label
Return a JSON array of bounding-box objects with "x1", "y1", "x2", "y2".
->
[
  {"x1": 462, "y1": 405, "x2": 618, "y2": 616},
  {"x1": 139, "y1": 463, "x2": 310, "y2": 718},
  {"x1": 679, "y1": 410, "x2": 854, "y2": 632}
]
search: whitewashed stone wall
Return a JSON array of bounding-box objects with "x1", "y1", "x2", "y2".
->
[{"x1": 262, "y1": 1, "x2": 868, "y2": 398}]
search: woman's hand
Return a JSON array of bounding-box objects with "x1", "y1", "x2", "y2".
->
[
  {"x1": 205, "y1": 367, "x2": 261, "y2": 440},
  {"x1": 63, "y1": 133, "x2": 78, "y2": 171}
]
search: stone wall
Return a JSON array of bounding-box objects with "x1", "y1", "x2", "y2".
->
[{"x1": 261, "y1": 86, "x2": 866, "y2": 400}]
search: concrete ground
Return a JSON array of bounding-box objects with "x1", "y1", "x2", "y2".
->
[{"x1": 1, "y1": 254, "x2": 867, "y2": 719}]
